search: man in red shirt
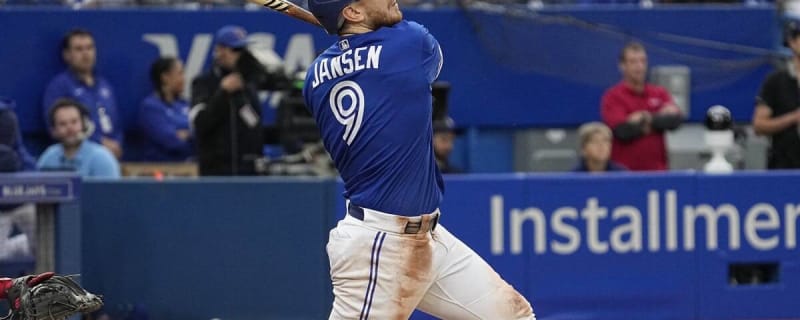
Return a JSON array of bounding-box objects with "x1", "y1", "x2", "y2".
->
[{"x1": 601, "y1": 42, "x2": 683, "y2": 171}]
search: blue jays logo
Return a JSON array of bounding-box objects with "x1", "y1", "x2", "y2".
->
[{"x1": 338, "y1": 39, "x2": 350, "y2": 51}]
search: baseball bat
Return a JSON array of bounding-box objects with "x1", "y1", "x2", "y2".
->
[{"x1": 245, "y1": 0, "x2": 323, "y2": 28}]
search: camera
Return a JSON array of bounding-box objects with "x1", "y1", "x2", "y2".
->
[
  {"x1": 235, "y1": 49, "x2": 292, "y2": 91},
  {"x1": 704, "y1": 105, "x2": 733, "y2": 131}
]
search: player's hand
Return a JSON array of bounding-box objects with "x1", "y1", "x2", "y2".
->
[
  {"x1": 629, "y1": 111, "x2": 652, "y2": 134},
  {"x1": 221, "y1": 73, "x2": 244, "y2": 93},
  {"x1": 628, "y1": 111, "x2": 649, "y2": 123},
  {"x1": 641, "y1": 112, "x2": 653, "y2": 134}
]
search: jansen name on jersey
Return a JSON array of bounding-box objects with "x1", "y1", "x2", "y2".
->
[{"x1": 303, "y1": 20, "x2": 444, "y2": 216}]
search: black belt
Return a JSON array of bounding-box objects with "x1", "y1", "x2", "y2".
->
[{"x1": 348, "y1": 205, "x2": 439, "y2": 234}]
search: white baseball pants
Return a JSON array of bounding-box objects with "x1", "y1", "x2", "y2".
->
[{"x1": 327, "y1": 206, "x2": 535, "y2": 320}]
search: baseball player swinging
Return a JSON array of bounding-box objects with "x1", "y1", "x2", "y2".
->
[{"x1": 302, "y1": 0, "x2": 536, "y2": 318}]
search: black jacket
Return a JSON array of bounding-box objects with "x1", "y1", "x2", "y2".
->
[
  {"x1": 191, "y1": 52, "x2": 291, "y2": 175},
  {"x1": 190, "y1": 65, "x2": 265, "y2": 176},
  {"x1": 190, "y1": 52, "x2": 278, "y2": 176}
]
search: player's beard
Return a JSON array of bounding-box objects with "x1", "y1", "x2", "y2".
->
[
  {"x1": 61, "y1": 135, "x2": 84, "y2": 149},
  {"x1": 60, "y1": 126, "x2": 85, "y2": 147},
  {"x1": 367, "y1": 1, "x2": 402, "y2": 29}
]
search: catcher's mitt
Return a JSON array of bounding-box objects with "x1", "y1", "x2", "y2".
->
[{"x1": 2, "y1": 272, "x2": 103, "y2": 320}]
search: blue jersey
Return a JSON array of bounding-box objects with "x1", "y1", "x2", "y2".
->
[
  {"x1": 303, "y1": 20, "x2": 444, "y2": 216},
  {"x1": 42, "y1": 70, "x2": 123, "y2": 143},
  {"x1": 137, "y1": 93, "x2": 193, "y2": 162}
]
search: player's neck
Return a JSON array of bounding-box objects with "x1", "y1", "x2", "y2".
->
[
  {"x1": 160, "y1": 90, "x2": 175, "y2": 104},
  {"x1": 72, "y1": 68, "x2": 95, "y2": 87},
  {"x1": 624, "y1": 79, "x2": 644, "y2": 93},
  {"x1": 340, "y1": 24, "x2": 374, "y2": 36},
  {"x1": 585, "y1": 159, "x2": 607, "y2": 172}
]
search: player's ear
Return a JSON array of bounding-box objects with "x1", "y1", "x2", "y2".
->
[{"x1": 341, "y1": 4, "x2": 364, "y2": 25}]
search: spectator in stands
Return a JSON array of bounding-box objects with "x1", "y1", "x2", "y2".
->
[
  {"x1": 0, "y1": 97, "x2": 35, "y2": 171},
  {"x1": 433, "y1": 116, "x2": 463, "y2": 174},
  {"x1": 191, "y1": 25, "x2": 289, "y2": 176},
  {"x1": 37, "y1": 99, "x2": 120, "y2": 178},
  {"x1": 43, "y1": 28, "x2": 123, "y2": 159},
  {"x1": 137, "y1": 57, "x2": 193, "y2": 162},
  {"x1": 600, "y1": 41, "x2": 683, "y2": 171},
  {"x1": 0, "y1": 110, "x2": 21, "y2": 174},
  {"x1": 751, "y1": 21, "x2": 800, "y2": 169},
  {"x1": 0, "y1": 99, "x2": 36, "y2": 261},
  {"x1": 572, "y1": 122, "x2": 627, "y2": 172}
]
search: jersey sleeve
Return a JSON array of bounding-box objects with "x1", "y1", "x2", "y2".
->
[
  {"x1": 420, "y1": 25, "x2": 443, "y2": 84},
  {"x1": 403, "y1": 21, "x2": 443, "y2": 84}
]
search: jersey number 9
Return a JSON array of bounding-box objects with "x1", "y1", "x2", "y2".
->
[{"x1": 329, "y1": 80, "x2": 365, "y2": 145}]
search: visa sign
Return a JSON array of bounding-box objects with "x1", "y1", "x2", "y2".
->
[{"x1": 142, "y1": 32, "x2": 316, "y2": 97}]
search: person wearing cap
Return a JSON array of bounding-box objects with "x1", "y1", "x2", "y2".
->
[
  {"x1": 432, "y1": 116, "x2": 463, "y2": 173},
  {"x1": 303, "y1": 0, "x2": 535, "y2": 317},
  {"x1": 751, "y1": 20, "x2": 800, "y2": 169},
  {"x1": 190, "y1": 25, "x2": 288, "y2": 176},
  {"x1": 42, "y1": 28, "x2": 124, "y2": 159},
  {"x1": 571, "y1": 122, "x2": 628, "y2": 173},
  {"x1": 600, "y1": 41, "x2": 683, "y2": 171}
]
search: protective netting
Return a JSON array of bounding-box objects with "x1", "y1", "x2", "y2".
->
[{"x1": 453, "y1": 2, "x2": 780, "y2": 92}]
